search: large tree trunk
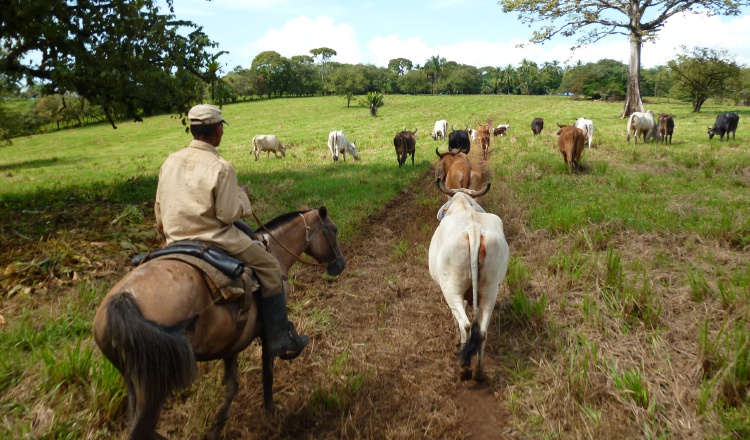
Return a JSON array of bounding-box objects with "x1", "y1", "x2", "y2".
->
[{"x1": 620, "y1": 31, "x2": 645, "y2": 118}]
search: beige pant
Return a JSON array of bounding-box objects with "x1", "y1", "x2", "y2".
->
[{"x1": 231, "y1": 243, "x2": 283, "y2": 297}]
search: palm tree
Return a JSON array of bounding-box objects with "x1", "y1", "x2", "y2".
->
[
  {"x1": 500, "y1": 65, "x2": 517, "y2": 95},
  {"x1": 423, "y1": 55, "x2": 447, "y2": 95}
]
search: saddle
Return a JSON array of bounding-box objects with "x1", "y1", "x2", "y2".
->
[{"x1": 132, "y1": 241, "x2": 260, "y2": 304}]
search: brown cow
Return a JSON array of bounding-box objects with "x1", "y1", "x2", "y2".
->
[
  {"x1": 435, "y1": 148, "x2": 484, "y2": 199},
  {"x1": 556, "y1": 123, "x2": 585, "y2": 175},
  {"x1": 476, "y1": 121, "x2": 493, "y2": 159},
  {"x1": 657, "y1": 114, "x2": 675, "y2": 144},
  {"x1": 393, "y1": 129, "x2": 418, "y2": 167}
]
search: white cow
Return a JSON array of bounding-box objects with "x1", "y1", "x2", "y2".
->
[
  {"x1": 432, "y1": 120, "x2": 448, "y2": 141},
  {"x1": 627, "y1": 110, "x2": 657, "y2": 143},
  {"x1": 574, "y1": 118, "x2": 594, "y2": 149},
  {"x1": 252, "y1": 134, "x2": 287, "y2": 161},
  {"x1": 429, "y1": 183, "x2": 509, "y2": 381},
  {"x1": 467, "y1": 129, "x2": 477, "y2": 142},
  {"x1": 327, "y1": 131, "x2": 359, "y2": 162}
]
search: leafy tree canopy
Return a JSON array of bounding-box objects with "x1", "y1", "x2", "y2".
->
[
  {"x1": 0, "y1": 0, "x2": 221, "y2": 128},
  {"x1": 668, "y1": 46, "x2": 741, "y2": 112},
  {"x1": 499, "y1": 0, "x2": 750, "y2": 117}
]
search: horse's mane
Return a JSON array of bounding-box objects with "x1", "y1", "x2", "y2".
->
[{"x1": 255, "y1": 210, "x2": 312, "y2": 233}]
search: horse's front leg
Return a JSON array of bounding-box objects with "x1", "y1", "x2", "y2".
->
[{"x1": 206, "y1": 355, "x2": 239, "y2": 440}]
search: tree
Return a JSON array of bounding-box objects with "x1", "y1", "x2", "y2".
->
[
  {"x1": 328, "y1": 65, "x2": 368, "y2": 107},
  {"x1": 397, "y1": 70, "x2": 431, "y2": 95},
  {"x1": 310, "y1": 47, "x2": 337, "y2": 90},
  {"x1": 251, "y1": 51, "x2": 291, "y2": 98},
  {"x1": 423, "y1": 55, "x2": 447, "y2": 95},
  {"x1": 500, "y1": 65, "x2": 518, "y2": 94},
  {"x1": 388, "y1": 58, "x2": 413, "y2": 76},
  {"x1": 500, "y1": 0, "x2": 750, "y2": 118},
  {"x1": 362, "y1": 92, "x2": 384, "y2": 116},
  {"x1": 668, "y1": 47, "x2": 741, "y2": 112},
  {"x1": 0, "y1": 0, "x2": 219, "y2": 128}
]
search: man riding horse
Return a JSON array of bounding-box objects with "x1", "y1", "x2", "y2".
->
[{"x1": 154, "y1": 104, "x2": 308, "y2": 360}]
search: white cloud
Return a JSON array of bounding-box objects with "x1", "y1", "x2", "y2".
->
[{"x1": 250, "y1": 16, "x2": 361, "y2": 64}]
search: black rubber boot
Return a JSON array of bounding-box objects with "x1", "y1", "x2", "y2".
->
[{"x1": 259, "y1": 292, "x2": 309, "y2": 360}]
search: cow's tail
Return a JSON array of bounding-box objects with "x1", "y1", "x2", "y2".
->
[
  {"x1": 459, "y1": 227, "x2": 483, "y2": 364},
  {"x1": 627, "y1": 114, "x2": 636, "y2": 142}
]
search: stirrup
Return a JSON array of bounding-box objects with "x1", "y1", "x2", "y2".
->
[{"x1": 278, "y1": 323, "x2": 308, "y2": 361}]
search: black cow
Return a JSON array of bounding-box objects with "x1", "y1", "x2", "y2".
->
[
  {"x1": 393, "y1": 129, "x2": 418, "y2": 167},
  {"x1": 708, "y1": 112, "x2": 739, "y2": 141},
  {"x1": 531, "y1": 117, "x2": 544, "y2": 135},
  {"x1": 448, "y1": 128, "x2": 470, "y2": 154}
]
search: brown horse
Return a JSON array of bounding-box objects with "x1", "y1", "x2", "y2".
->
[{"x1": 93, "y1": 206, "x2": 346, "y2": 440}]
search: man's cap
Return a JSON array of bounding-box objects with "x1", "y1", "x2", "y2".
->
[{"x1": 188, "y1": 104, "x2": 228, "y2": 125}]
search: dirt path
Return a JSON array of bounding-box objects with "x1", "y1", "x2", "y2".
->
[{"x1": 206, "y1": 154, "x2": 518, "y2": 439}]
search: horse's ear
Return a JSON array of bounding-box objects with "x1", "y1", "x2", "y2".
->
[
  {"x1": 318, "y1": 206, "x2": 328, "y2": 219},
  {"x1": 297, "y1": 203, "x2": 310, "y2": 211}
]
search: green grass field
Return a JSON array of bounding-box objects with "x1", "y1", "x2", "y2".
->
[{"x1": 1, "y1": 95, "x2": 749, "y2": 439}]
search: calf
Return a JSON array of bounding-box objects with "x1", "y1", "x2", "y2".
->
[
  {"x1": 657, "y1": 114, "x2": 675, "y2": 144},
  {"x1": 531, "y1": 117, "x2": 544, "y2": 135},
  {"x1": 448, "y1": 128, "x2": 471, "y2": 155},
  {"x1": 432, "y1": 120, "x2": 448, "y2": 141},
  {"x1": 476, "y1": 124, "x2": 492, "y2": 159},
  {"x1": 627, "y1": 110, "x2": 656, "y2": 143},
  {"x1": 708, "y1": 112, "x2": 739, "y2": 141},
  {"x1": 327, "y1": 131, "x2": 359, "y2": 162},
  {"x1": 556, "y1": 123, "x2": 585, "y2": 175},
  {"x1": 492, "y1": 126, "x2": 508, "y2": 137},
  {"x1": 429, "y1": 182, "x2": 509, "y2": 381},
  {"x1": 393, "y1": 129, "x2": 418, "y2": 167},
  {"x1": 252, "y1": 134, "x2": 287, "y2": 161},
  {"x1": 574, "y1": 117, "x2": 594, "y2": 149}
]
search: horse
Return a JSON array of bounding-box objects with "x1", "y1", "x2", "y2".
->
[{"x1": 93, "y1": 205, "x2": 346, "y2": 440}]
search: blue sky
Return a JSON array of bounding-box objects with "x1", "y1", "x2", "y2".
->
[{"x1": 167, "y1": 0, "x2": 750, "y2": 73}]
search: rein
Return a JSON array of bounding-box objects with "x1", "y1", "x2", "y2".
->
[{"x1": 251, "y1": 210, "x2": 338, "y2": 267}]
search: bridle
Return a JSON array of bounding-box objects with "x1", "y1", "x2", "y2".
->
[{"x1": 252, "y1": 209, "x2": 341, "y2": 267}]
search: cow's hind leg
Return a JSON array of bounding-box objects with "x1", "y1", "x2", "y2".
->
[
  {"x1": 206, "y1": 355, "x2": 239, "y2": 440},
  {"x1": 445, "y1": 293, "x2": 472, "y2": 380}
]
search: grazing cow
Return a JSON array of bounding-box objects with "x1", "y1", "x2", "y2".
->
[
  {"x1": 448, "y1": 128, "x2": 471, "y2": 155},
  {"x1": 531, "y1": 117, "x2": 544, "y2": 135},
  {"x1": 626, "y1": 110, "x2": 657, "y2": 143},
  {"x1": 252, "y1": 134, "x2": 287, "y2": 161},
  {"x1": 574, "y1": 117, "x2": 594, "y2": 149},
  {"x1": 657, "y1": 114, "x2": 675, "y2": 144},
  {"x1": 432, "y1": 120, "x2": 448, "y2": 141},
  {"x1": 708, "y1": 112, "x2": 739, "y2": 141},
  {"x1": 393, "y1": 129, "x2": 418, "y2": 167},
  {"x1": 429, "y1": 182, "x2": 509, "y2": 381},
  {"x1": 435, "y1": 148, "x2": 483, "y2": 197},
  {"x1": 556, "y1": 123, "x2": 585, "y2": 174},
  {"x1": 327, "y1": 131, "x2": 359, "y2": 162}
]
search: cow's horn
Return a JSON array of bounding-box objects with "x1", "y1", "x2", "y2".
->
[
  {"x1": 462, "y1": 183, "x2": 491, "y2": 198},
  {"x1": 557, "y1": 121, "x2": 564, "y2": 128},
  {"x1": 435, "y1": 147, "x2": 445, "y2": 158}
]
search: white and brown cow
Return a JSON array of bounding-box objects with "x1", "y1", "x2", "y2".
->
[
  {"x1": 429, "y1": 182, "x2": 509, "y2": 381},
  {"x1": 327, "y1": 131, "x2": 359, "y2": 162}
]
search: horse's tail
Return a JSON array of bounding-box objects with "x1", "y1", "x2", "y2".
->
[
  {"x1": 459, "y1": 227, "x2": 483, "y2": 364},
  {"x1": 103, "y1": 292, "x2": 197, "y2": 401}
]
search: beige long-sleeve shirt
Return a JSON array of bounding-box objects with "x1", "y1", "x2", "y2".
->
[{"x1": 154, "y1": 140, "x2": 253, "y2": 255}]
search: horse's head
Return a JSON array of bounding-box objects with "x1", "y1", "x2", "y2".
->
[{"x1": 301, "y1": 205, "x2": 346, "y2": 276}]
